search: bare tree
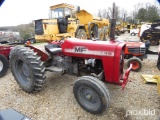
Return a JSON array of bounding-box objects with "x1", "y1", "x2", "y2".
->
[
  {"x1": 120, "y1": 8, "x2": 128, "y2": 21},
  {"x1": 97, "y1": 5, "x2": 120, "y2": 20}
]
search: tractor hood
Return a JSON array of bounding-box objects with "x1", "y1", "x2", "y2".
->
[{"x1": 61, "y1": 38, "x2": 125, "y2": 59}]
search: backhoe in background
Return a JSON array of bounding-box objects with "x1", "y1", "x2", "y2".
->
[{"x1": 140, "y1": 20, "x2": 160, "y2": 46}]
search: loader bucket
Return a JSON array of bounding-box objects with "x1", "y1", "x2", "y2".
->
[{"x1": 141, "y1": 75, "x2": 160, "y2": 95}]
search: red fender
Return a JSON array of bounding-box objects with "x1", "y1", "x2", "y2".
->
[{"x1": 25, "y1": 44, "x2": 49, "y2": 61}]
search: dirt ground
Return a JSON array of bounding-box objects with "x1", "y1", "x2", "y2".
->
[{"x1": 0, "y1": 33, "x2": 160, "y2": 120}]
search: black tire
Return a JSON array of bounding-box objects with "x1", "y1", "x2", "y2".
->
[
  {"x1": 76, "y1": 29, "x2": 87, "y2": 39},
  {"x1": 131, "y1": 33, "x2": 136, "y2": 36},
  {"x1": 30, "y1": 38, "x2": 36, "y2": 44},
  {"x1": 98, "y1": 27, "x2": 109, "y2": 41},
  {"x1": 0, "y1": 54, "x2": 9, "y2": 78},
  {"x1": 127, "y1": 57, "x2": 142, "y2": 72},
  {"x1": 140, "y1": 36, "x2": 144, "y2": 42},
  {"x1": 30, "y1": 39, "x2": 34, "y2": 44},
  {"x1": 73, "y1": 76, "x2": 110, "y2": 114},
  {"x1": 116, "y1": 31, "x2": 121, "y2": 36},
  {"x1": 149, "y1": 38, "x2": 159, "y2": 46},
  {"x1": 9, "y1": 46, "x2": 23, "y2": 60},
  {"x1": 10, "y1": 46, "x2": 46, "y2": 92}
]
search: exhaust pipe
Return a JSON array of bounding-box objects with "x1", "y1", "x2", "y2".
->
[{"x1": 109, "y1": 2, "x2": 116, "y2": 41}]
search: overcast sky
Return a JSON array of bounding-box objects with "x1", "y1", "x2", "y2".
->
[{"x1": 0, "y1": 0, "x2": 158, "y2": 26}]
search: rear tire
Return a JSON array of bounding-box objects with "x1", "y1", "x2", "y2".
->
[
  {"x1": 98, "y1": 27, "x2": 109, "y2": 40},
  {"x1": 76, "y1": 29, "x2": 87, "y2": 39},
  {"x1": 73, "y1": 76, "x2": 110, "y2": 114},
  {"x1": 0, "y1": 54, "x2": 9, "y2": 78},
  {"x1": 127, "y1": 57, "x2": 142, "y2": 72},
  {"x1": 10, "y1": 46, "x2": 46, "y2": 92}
]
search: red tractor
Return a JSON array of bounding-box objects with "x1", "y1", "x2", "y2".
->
[
  {"x1": 9, "y1": 37, "x2": 132, "y2": 114},
  {"x1": 9, "y1": 3, "x2": 132, "y2": 114},
  {"x1": 124, "y1": 41, "x2": 147, "y2": 72}
]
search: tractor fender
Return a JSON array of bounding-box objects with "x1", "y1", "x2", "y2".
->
[{"x1": 25, "y1": 44, "x2": 49, "y2": 61}]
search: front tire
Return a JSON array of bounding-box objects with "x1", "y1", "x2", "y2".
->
[
  {"x1": 10, "y1": 46, "x2": 46, "y2": 92},
  {"x1": 73, "y1": 76, "x2": 110, "y2": 114},
  {"x1": 0, "y1": 54, "x2": 9, "y2": 78}
]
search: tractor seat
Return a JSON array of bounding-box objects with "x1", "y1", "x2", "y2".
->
[{"x1": 45, "y1": 44, "x2": 62, "y2": 55}]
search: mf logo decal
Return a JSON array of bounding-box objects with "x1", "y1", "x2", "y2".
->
[
  {"x1": 65, "y1": 46, "x2": 114, "y2": 56},
  {"x1": 74, "y1": 47, "x2": 87, "y2": 53}
]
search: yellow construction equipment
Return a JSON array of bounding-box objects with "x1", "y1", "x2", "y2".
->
[
  {"x1": 114, "y1": 20, "x2": 131, "y2": 35},
  {"x1": 34, "y1": 3, "x2": 109, "y2": 42},
  {"x1": 141, "y1": 75, "x2": 160, "y2": 95},
  {"x1": 126, "y1": 19, "x2": 142, "y2": 33}
]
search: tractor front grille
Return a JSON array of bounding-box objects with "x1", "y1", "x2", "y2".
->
[
  {"x1": 35, "y1": 20, "x2": 44, "y2": 35},
  {"x1": 128, "y1": 47, "x2": 146, "y2": 54}
]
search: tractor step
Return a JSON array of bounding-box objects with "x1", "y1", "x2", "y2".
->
[{"x1": 45, "y1": 66, "x2": 63, "y2": 72}]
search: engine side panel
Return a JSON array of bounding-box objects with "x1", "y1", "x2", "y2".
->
[{"x1": 61, "y1": 38, "x2": 125, "y2": 83}]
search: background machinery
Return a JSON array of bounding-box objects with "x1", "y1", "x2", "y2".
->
[
  {"x1": 140, "y1": 20, "x2": 160, "y2": 46},
  {"x1": 35, "y1": 3, "x2": 109, "y2": 42}
]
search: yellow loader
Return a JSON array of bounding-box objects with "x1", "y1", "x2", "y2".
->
[{"x1": 34, "y1": 3, "x2": 109, "y2": 42}]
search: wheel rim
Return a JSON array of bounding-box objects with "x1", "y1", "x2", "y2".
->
[
  {"x1": 16, "y1": 59, "x2": 31, "y2": 83},
  {"x1": 150, "y1": 39, "x2": 157, "y2": 45},
  {"x1": 22, "y1": 63, "x2": 30, "y2": 76},
  {"x1": 151, "y1": 40, "x2": 155, "y2": 45},
  {"x1": 0, "y1": 60, "x2": 3, "y2": 72},
  {"x1": 78, "y1": 86, "x2": 100, "y2": 110},
  {"x1": 131, "y1": 61, "x2": 139, "y2": 70}
]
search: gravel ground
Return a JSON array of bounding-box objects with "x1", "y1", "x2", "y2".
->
[{"x1": 0, "y1": 33, "x2": 160, "y2": 120}]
